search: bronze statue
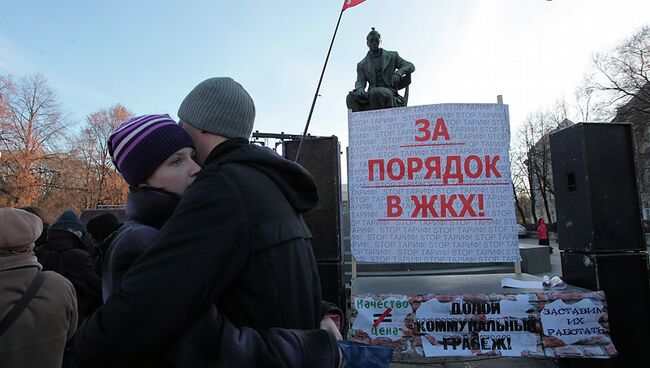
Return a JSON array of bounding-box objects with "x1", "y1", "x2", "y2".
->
[{"x1": 346, "y1": 27, "x2": 415, "y2": 112}]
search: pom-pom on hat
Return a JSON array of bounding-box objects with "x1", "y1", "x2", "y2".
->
[
  {"x1": 108, "y1": 114, "x2": 194, "y2": 187},
  {"x1": 177, "y1": 77, "x2": 255, "y2": 140}
]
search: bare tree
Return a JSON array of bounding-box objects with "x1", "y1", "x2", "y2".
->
[
  {"x1": 510, "y1": 143, "x2": 532, "y2": 225},
  {"x1": 584, "y1": 26, "x2": 650, "y2": 120},
  {"x1": 72, "y1": 104, "x2": 132, "y2": 208},
  {"x1": 575, "y1": 83, "x2": 595, "y2": 122},
  {"x1": 0, "y1": 77, "x2": 9, "y2": 194},
  {"x1": 1, "y1": 76, "x2": 13, "y2": 152},
  {"x1": 0, "y1": 76, "x2": 9, "y2": 119},
  {"x1": 514, "y1": 116, "x2": 540, "y2": 224},
  {"x1": 34, "y1": 152, "x2": 87, "y2": 216},
  {"x1": 29, "y1": 150, "x2": 127, "y2": 216},
  {"x1": 0, "y1": 74, "x2": 67, "y2": 207},
  {"x1": 513, "y1": 102, "x2": 572, "y2": 224}
]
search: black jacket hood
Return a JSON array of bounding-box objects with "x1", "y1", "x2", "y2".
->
[{"x1": 203, "y1": 139, "x2": 319, "y2": 213}]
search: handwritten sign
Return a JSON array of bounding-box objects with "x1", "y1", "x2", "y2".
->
[
  {"x1": 348, "y1": 103, "x2": 520, "y2": 263},
  {"x1": 414, "y1": 294, "x2": 541, "y2": 357},
  {"x1": 351, "y1": 296, "x2": 411, "y2": 340},
  {"x1": 539, "y1": 294, "x2": 615, "y2": 358}
]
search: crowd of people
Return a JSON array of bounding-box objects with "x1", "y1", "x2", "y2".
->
[{"x1": 0, "y1": 77, "x2": 344, "y2": 368}]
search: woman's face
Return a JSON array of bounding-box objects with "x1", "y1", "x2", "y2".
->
[{"x1": 142, "y1": 147, "x2": 200, "y2": 195}]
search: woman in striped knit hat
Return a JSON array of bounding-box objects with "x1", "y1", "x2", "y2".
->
[
  {"x1": 84, "y1": 114, "x2": 341, "y2": 367},
  {"x1": 103, "y1": 113, "x2": 199, "y2": 299}
]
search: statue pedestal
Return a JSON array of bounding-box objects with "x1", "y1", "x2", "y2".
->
[{"x1": 518, "y1": 244, "x2": 551, "y2": 274}]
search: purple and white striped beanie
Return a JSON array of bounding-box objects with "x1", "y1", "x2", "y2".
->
[{"x1": 108, "y1": 114, "x2": 194, "y2": 187}]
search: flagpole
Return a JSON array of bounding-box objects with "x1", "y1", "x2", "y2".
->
[{"x1": 294, "y1": 8, "x2": 344, "y2": 162}]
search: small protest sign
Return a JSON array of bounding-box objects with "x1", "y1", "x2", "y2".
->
[
  {"x1": 539, "y1": 292, "x2": 616, "y2": 358},
  {"x1": 351, "y1": 296, "x2": 411, "y2": 341}
]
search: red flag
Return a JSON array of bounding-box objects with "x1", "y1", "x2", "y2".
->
[{"x1": 342, "y1": 0, "x2": 366, "y2": 11}]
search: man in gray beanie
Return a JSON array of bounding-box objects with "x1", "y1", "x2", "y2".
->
[
  {"x1": 176, "y1": 77, "x2": 256, "y2": 164},
  {"x1": 73, "y1": 77, "x2": 343, "y2": 367}
]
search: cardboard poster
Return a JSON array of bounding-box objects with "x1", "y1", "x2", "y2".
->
[
  {"x1": 351, "y1": 296, "x2": 411, "y2": 341},
  {"x1": 538, "y1": 292, "x2": 616, "y2": 358},
  {"x1": 348, "y1": 103, "x2": 520, "y2": 263},
  {"x1": 348, "y1": 291, "x2": 616, "y2": 359},
  {"x1": 413, "y1": 294, "x2": 542, "y2": 357}
]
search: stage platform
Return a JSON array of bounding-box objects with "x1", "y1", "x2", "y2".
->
[{"x1": 352, "y1": 272, "x2": 584, "y2": 295}]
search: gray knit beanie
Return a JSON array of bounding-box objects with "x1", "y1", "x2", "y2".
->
[{"x1": 178, "y1": 77, "x2": 256, "y2": 139}]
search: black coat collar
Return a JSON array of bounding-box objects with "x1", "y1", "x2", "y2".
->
[
  {"x1": 44, "y1": 230, "x2": 86, "y2": 251},
  {"x1": 204, "y1": 138, "x2": 249, "y2": 166},
  {"x1": 125, "y1": 187, "x2": 181, "y2": 230}
]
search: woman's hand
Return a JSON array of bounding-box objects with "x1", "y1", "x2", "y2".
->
[
  {"x1": 320, "y1": 316, "x2": 343, "y2": 367},
  {"x1": 320, "y1": 316, "x2": 342, "y2": 340}
]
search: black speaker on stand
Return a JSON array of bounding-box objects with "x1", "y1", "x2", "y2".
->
[
  {"x1": 284, "y1": 137, "x2": 346, "y2": 318},
  {"x1": 550, "y1": 123, "x2": 649, "y2": 367}
]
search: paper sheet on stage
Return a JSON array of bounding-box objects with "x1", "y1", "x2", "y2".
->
[{"x1": 500, "y1": 278, "x2": 544, "y2": 289}]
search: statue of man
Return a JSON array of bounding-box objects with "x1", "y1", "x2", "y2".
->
[{"x1": 346, "y1": 27, "x2": 415, "y2": 112}]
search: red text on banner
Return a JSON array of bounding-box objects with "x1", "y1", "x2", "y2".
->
[
  {"x1": 386, "y1": 193, "x2": 486, "y2": 219},
  {"x1": 415, "y1": 117, "x2": 451, "y2": 142},
  {"x1": 368, "y1": 155, "x2": 502, "y2": 184}
]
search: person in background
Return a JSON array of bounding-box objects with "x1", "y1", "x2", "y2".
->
[
  {"x1": 85, "y1": 213, "x2": 122, "y2": 276},
  {"x1": 537, "y1": 218, "x2": 551, "y2": 253},
  {"x1": 36, "y1": 210, "x2": 102, "y2": 322},
  {"x1": 19, "y1": 206, "x2": 49, "y2": 248},
  {"x1": 0, "y1": 208, "x2": 78, "y2": 368},
  {"x1": 73, "y1": 114, "x2": 342, "y2": 367}
]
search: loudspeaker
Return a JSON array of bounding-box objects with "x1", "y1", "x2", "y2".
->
[
  {"x1": 284, "y1": 137, "x2": 343, "y2": 262},
  {"x1": 550, "y1": 123, "x2": 645, "y2": 252},
  {"x1": 317, "y1": 261, "x2": 346, "y2": 322},
  {"x1": 561, "y1": 252, "x2": 650, "y2": 366}
]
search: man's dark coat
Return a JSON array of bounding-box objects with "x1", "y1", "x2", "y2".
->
[
  {"x1": 36, "y1": 230, "x2": 101, "y2": 322},
  {"x1": 74, "y1": 140, "x2": 333, "y2": 367}
]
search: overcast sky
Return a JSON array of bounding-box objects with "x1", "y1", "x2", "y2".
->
[{"x1": 1, "y1": 0, "x2": 649, "y2": 155}]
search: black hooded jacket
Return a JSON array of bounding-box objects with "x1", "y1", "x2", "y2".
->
[
  {"x1": 36, "y1": 229, "x2": 102, "y2": 323},
  {"x1": 74, "y1": 140, "x2": 334, "y2": 367},
  {"x1": 200, "y1": 139, "x2": 322, "y2": 329}
]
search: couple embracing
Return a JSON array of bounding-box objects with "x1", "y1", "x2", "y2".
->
[{"x1": 74, "y1": 77, "x2": 342, "y2": 368}]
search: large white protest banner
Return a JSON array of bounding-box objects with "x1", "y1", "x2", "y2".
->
[{"x1": 348, "y1": 103, "x2": 520, "y2": 263}]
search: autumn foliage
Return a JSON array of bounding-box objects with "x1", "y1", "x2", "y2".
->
[{"x1": 0, "y1": 74, "x2": 130, "y2": 219}]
